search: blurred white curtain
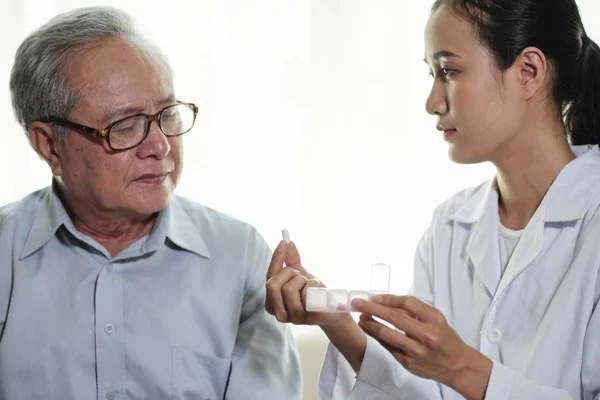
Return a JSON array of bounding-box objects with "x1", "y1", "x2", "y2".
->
[
  {"x1": 4, "y1": 0, "x2": 600, "y2": 292},
  {"x1": 0, "y1": 0, "x2": 497, "y2": 293}
]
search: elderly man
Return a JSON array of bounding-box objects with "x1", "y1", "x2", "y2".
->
[{"x1": 0, "y1": 6, "x2": 301, "y2": 400}]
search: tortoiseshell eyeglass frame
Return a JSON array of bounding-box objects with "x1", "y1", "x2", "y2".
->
[{"x1": 40, "y1": 101, "x2": 198, "y2": 151}]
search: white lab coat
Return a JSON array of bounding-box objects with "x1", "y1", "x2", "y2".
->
[{"x1": 318, "y1": 145, "x2": 600, "y2": 400}]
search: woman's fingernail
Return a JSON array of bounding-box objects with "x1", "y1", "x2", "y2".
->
[
  {"x1": 276, "y1": 240, "x2": 287, "y2": 252},
  {"x1": 282, "y1": 229, "x2": 291, "y2": 244},
  {"x1": 351, "y1": 299, "x2": 363, "y2": 307}
]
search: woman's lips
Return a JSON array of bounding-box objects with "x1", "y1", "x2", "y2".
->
[{"x1": 443, "y1": 129, "x2": 457, "y2": 140}]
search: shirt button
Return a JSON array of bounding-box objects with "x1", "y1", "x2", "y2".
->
[
  {"x1": 106, "y1": 392, "x2": 116, "y2": 400},
  {"x1": 487, "y1": 328, "x2": 502, "y2": 344},
  {"x1": 104, "y1": 324, "x2": 115, "y2": 334}
]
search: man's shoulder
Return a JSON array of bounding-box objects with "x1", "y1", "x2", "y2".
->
[
  {"x1": 168, "y1": 195, "x2": 272, "y2": 265},
  {"x1": 0, "y1": 188, "x2": 53, "y2": 260},
  {"x1": 170, "y1": 195, "x2": 265, "y2": 245},
  {"x1": 0, "y1": 188, "x2": 49, "y2": 232},
  {"x1": 172, "y1": 195, "x2": 253, "y2": 228}
]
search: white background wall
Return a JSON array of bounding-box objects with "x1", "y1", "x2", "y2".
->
[{"x1": 2, "y1": 1, "x2": 600, "y2": 399}]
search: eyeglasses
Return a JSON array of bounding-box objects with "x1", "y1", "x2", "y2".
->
[{"x1": 42, "y1": 102, "x2": 198, "y2": 151}]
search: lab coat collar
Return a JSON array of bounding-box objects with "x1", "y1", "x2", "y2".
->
[
  {"x1": 449, "y1": 145, "x2": 600, "y2": 225},
  {"x1": 543, "y1": 145, "x2": 600, "y2": 222}
]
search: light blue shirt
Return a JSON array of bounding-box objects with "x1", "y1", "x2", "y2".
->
[{"x1": 0, "y1": 186, "x2": 301, "y2": 400}]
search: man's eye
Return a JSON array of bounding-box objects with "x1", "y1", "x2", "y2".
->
[
  {"x1": 113, "y1": 125, "x2": 136, "y2": 133},
  {"x1": 441, "y1": 68, "x2": 455, "y2": 77}
]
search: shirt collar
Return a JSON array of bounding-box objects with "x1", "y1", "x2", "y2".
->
[
  {"x1": 448, "y1": 145, "x2": 600, "y2": 224},
  {"x1": 20, "y1": 185, "x2": 211, "y2": 260},
  {"x1": 139, "y1": 195, "x2": 211, "y2": 259},
  {"x1": 20, "y1": 184, "x2": 69, "y2": 260}
]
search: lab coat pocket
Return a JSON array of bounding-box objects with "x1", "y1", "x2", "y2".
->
[{"x1": 171, "y1": 347, "x2": 232, "y2": 400}]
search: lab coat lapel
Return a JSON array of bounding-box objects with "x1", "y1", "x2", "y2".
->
[
  {"x1": 465, "y1": 188, "x2": 502, "y2": 298},
  {"x1": 494, "y1": 199, "x2": 545, "y2": 300}
]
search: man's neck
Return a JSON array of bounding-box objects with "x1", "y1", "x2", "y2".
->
[{"x1": 56, "y1": 185, "x2": 157, "y2": 257}]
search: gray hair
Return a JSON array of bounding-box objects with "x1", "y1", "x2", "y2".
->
[{"x1": 9, "y1": 6, "x2": 173, "y2": 142}]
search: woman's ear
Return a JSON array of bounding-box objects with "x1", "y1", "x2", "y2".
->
[
  {"x1": 515, "y1": 46, "x2": 549, "y2": 100},
  {"x1": 28, "y1": 122, "x2": 64, "y2": 176}
]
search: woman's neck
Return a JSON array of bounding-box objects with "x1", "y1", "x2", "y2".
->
[{"x1": 493, "y1": 118, "x2": 575, "y2": 230}]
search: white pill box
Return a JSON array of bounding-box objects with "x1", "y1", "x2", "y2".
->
[{"x1": 306, "y1": 262, "x2": 391, "y2": 313}]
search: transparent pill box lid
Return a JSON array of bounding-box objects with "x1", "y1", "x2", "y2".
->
[{"x1": 306, "y1": 262, "x2": 391, "y2": 313}]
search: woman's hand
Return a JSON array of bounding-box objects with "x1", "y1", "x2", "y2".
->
[
  {"x1": 265, "y1": 240, "x2": 345, "y2": 328},
  {"x1": 353, "y1": 295, "x2": 493, "y2": 400}
]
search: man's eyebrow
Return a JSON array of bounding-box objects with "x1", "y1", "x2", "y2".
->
[
  {"x1": 423, "y1": 50, "x2": 461, "y2": 64},
  {"x1": 102, "y1": 94, "x2": 176, "y2": 123}
]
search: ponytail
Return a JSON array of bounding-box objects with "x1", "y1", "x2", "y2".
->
[{"x1": 567, "y1": 36, "x2": 600, "y2": 146}]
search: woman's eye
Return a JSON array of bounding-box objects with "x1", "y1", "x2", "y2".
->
[{"x1": 427, "y1": 68, "x2": 455, "y2": 79}]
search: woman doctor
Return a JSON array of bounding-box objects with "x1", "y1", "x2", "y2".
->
[{"x1": 266, "y1": 0, "x2": 600, "y2": 399}]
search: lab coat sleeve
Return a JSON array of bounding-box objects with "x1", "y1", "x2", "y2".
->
[
  {"x1": 224, "y1": 231, "x2": 302, "y2": 400},
  {"x1": 317, "y1": 338, "x2": 442, "y2": 400},
  {"x1": 484, "y1": 361, "x2": 574, "y2": 399},
  {"x1": 317, "y1": 227, "x2": 444, "y2": 400},
  {"x1": 582, "y1": 273, "x2": 600, "y2": 400}
]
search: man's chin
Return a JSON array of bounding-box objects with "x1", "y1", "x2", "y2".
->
[{"x1": 129, "y1": 189, "x2": 173, "y2": 216}]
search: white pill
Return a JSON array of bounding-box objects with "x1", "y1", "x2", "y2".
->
[{"x1": 281, "y1": 229, "x2": 291, "y2": 244}]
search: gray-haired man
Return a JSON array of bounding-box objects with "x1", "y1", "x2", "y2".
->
[{"x1": 0, "y1": 6, "x2": 301, "y2": 399}]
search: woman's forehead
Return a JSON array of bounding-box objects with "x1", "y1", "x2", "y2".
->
[{"x1": 424, "y1": 7, "x2": 480, "y2": 62}]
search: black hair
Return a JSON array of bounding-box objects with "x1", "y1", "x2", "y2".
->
[{"x1": 431, "y1": 0, "x2": 600, "y2": 146}]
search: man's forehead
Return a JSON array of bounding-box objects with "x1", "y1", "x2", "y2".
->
[
  {"x1": 65, "y1": 37, "x2": 171, "y2": 88},
  {"x1": 64, "y1": 38, "x2": 175, "y2": 122}
]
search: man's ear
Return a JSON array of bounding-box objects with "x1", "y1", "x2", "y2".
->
[
  {"x1": 514, "y1": 46, "x2": 549, "y2": 100},
  {"x1": 28, "y1": 122, "x2": 64, "y2": 176}
]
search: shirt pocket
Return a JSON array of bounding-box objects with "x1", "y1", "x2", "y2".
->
[{"x1": 171, "y1": 347, "x2": 232, "y2": 400}]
